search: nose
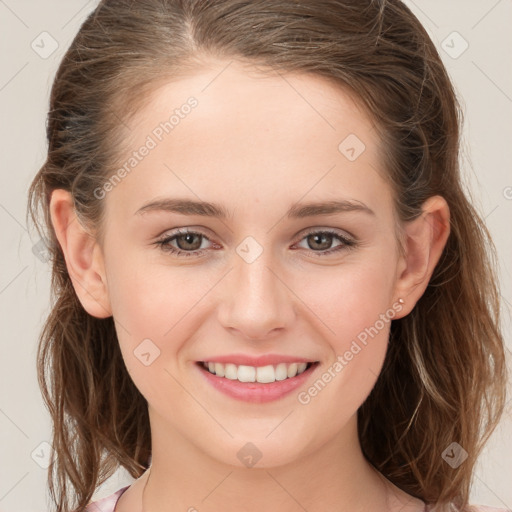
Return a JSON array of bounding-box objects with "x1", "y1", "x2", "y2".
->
[{"x1": 217, "y1": 250, "x2": 296, "y2": 341}]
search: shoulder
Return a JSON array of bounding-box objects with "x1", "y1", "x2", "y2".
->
[
  {"x1": 427, "y1": 505, "x2": 511, "y2": 512},
  {"x1": 84, "y1": 485, "x2": 130, "y2": 512},
  {"x1": 468, "y1": 506, "x2": 511, "y2": 512}
]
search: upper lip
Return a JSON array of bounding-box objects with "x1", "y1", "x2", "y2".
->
[{"x1": 199, "y1": 354, "x2": 317, "y2": 367}]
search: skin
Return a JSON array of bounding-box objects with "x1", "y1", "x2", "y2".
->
[{"x1": 50, "y1": 59, "x2": 450, "y2": 512}]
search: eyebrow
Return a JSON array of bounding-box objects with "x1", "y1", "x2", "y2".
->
[{"x1": 134, "y1": 197, "x2": 375, "y2": 219}]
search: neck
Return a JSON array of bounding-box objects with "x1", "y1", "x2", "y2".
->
[{"x1": 141, "y1": 412, "x2": 424, "y2": 512}]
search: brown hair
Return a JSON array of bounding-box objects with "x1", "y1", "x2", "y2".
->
[{"x1": 27, "y1": 1, "x2": 508, "y2": 511}]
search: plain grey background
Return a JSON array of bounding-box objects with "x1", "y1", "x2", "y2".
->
[{"x1": 0, "y1": 1, "x2": 511, "y2": 510}]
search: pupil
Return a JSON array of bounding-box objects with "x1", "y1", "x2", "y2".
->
[
  {"x1": 310, "y1": 233, "x2": 331, "y2": 250},
  {"x1": 180, "y1": 233, "x2": 200, "y2": 250}
]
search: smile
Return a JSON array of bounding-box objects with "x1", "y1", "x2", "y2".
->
[
  {"x1": 201, "y1": 361, "x2": 312, "y2": 383},
  {"x1": 195, "y1": 360, "x2": 320, "y2": 403}
]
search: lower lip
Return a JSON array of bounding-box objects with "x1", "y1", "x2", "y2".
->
[{"x1": 196, "y1": 362, "x2": 319, "y2": 403}]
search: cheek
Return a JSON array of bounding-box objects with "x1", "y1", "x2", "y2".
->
[
  {"x1": 303, "y1": 255, "x2": 397, "y2": 346},
  {"x1": 295, "y1": 256, "x2": 396, "y2": 408},
  {"x1": 105, "y1": 256, "x2": 220, "y2": 386},
  {"x1": 105, "y1": 240, "x2": 220, "y2": 337}
]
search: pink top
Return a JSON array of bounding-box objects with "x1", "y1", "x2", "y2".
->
[
  {"x1": 85, "y1": 486, "x2": 511, "y2": 512},
  {"x1": 85, "y1": 485, "x2": 130, "y2": 511}
]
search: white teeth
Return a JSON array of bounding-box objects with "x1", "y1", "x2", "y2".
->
[
  {"x1": 297, "y1": 362, "x2": 307, "y2": 374},
  {"x1": 202, "y1": 361, "x2": 311, "y2": 383},
  {"x1": 214, "y1": 362, "x2": 225, "y2": 378},
  {"x1": 287, "y1": 363, "x2": 298, "y2": 378},
  {"x1": 237, "y1": 365, "x2": 256, "y2": 382},
  {"x1": 256, "y1": 365, "x2": 275, "y2": 383},
  {"x1": 225, "y1": 363, "x2": 238, "y2": 380},
  {"x1": 275, "y1": 363, "x2": 288, "y2": 381}
]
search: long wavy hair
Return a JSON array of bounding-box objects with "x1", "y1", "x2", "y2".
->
[{"x1": 27, "y1": 1, "x2": 508, "y2": 511}]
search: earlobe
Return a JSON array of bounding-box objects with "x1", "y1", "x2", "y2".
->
[
  {"x1": 49, "y1": 189, "x2": 112, "y2": 319},
  {"x1": 392, "y1": 195, "x2": 450, "y2": 318}
]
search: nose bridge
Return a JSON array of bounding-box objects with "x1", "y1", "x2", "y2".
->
[{"x1": 218, "y1": 240, "x2": 295, "y2": 339}]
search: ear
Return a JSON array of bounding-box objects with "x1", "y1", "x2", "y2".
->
[
  {"x1": 392, "y1": 195, "x2": 450, "y2": 319},
  {"x1": 49, "y1": 189, "x2": 112, "y2": 318}
]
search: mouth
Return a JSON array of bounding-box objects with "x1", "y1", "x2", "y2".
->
[
  {"x1": 197, "y1": 360, "x2": 317, "y2": 383},
  {"x1": 195, "y1": 360, "x2": 320, "y2": 403}
]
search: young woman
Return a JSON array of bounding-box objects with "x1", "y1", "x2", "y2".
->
[{"x1": 27, "y1": 1, "x2": 508, "y2": 511}]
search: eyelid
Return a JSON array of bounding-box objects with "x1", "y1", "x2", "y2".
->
[
  {"x1": 291, "y1": 227, "x2": 357, "y2": 256},
  {"x1": 154, "y1": 225, "x2": 358, "y2": 259},
  {"x1": 155, "y1": 225, "x2": 216, "y2": 240},
  {"x1": 295, "y1": 226, "x2": 356, "y2": 242},
  {"x1": 155, "y1": 227, "x2": 217, "y2": 248},
  {"x1": 155, "y1": 226, "x2": 355, "y2": 245}
]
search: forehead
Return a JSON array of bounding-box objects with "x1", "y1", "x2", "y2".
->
[
  {"x1": 104, "y1": 59, "x2": 390, "y2": 222},
  {"x1": 129, "y1": 60, "x2": 378, "y2": 147}
]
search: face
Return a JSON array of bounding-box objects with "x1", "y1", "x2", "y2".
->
[{"x1": 99, "y1": 59, "x2": 404, "y2": 468}]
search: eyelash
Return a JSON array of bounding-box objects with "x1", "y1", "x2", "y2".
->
[{"x1": 154, "y1": 228, "x2": 358, "y2": 259}]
